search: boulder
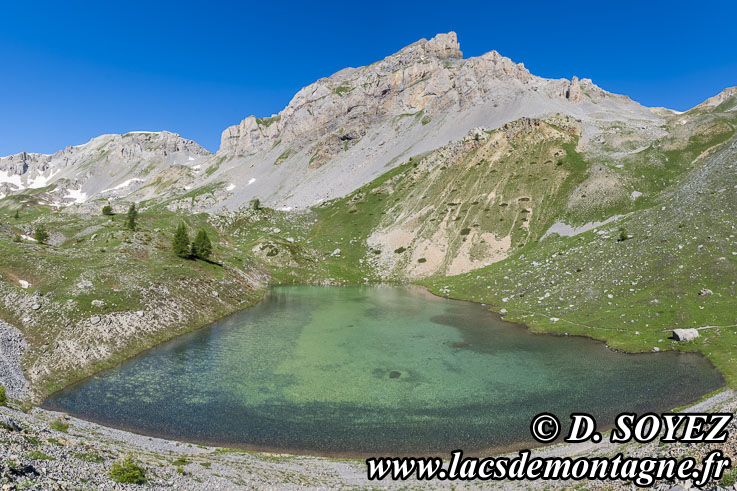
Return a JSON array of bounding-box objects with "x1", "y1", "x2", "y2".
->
[
  {"x1": 699, "y1": 288, "x2": 713, "y2": 296},
  {"x1": 673, "y1": 328, "x2": 699, "y2": 341}
]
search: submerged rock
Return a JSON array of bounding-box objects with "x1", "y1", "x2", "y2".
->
[{"x1": 389, "y1": 370, "x2": 401, "y2": 379}]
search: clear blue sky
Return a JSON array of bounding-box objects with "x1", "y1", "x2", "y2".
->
[{"x1": 1, "y1": 0, "x2": 735, "y2": 155}]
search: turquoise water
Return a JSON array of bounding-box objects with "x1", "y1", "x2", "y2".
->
[{"x1": 44, "y1": 286, "x2": 723, "y2": 456}]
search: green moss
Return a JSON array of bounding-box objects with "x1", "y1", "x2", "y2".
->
[
  {"x1": 256, "y1": 115, "x2": 281, "y2": 128},
  {"x1": 27, "y1": 451, "x2": 54, "y2": 460},
  {"x1": 333, "y1": 83, "x2": 352, "y2": 97},
  {"x1": 75, "y1": 452, "x2": 104, "y2": 463},
  {"x1": 49, "y1": 419, "x2": 69, "y2": 433},
  {"x1": 274, "y1": 149, "x2": 293, "y2": 166}
]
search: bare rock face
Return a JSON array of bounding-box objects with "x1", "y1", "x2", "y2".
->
[
  {"x1": 566, "y1": 76, "x2": 583, "y2": 103},
  {"x1": 424, "y1": 31, "x2": 462, "y2": 59},
  {"x1": 217, "y1": 31, "x2": 574, "y2": 158}
]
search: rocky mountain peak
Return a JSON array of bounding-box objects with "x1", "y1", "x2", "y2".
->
[
  {"x1": 418, "y1": 31, "x2": 463, "y2": 60},
  {"x1": 696, "y1": 86, "x2": 737, "y2": 109}
]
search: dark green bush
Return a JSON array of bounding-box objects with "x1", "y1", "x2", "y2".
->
[{"x1": 109, "y1": 455, "x2": 146, "y2": 484}]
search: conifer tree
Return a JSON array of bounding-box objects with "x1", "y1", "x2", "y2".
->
[
  {"x1": 191, "y1": 229, "x2": 212, "y2": 260},
  {"x1": 34, "y1": 226, "x2": 49, "y2": 244},
  {"x1": 126, "y1": 203, "x2": 137, "y2": 230},
  {"x1": 172, "y1": 222, "x2": 190, "y2": 258}
]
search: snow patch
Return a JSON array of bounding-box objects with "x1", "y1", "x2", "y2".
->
[
  {"x1": 28, "y1": 169, "x2": 59, "y2": 189},
  {"x1": 64, "y1": 188, "x2": 88, "y2": 203},
  {"x1": 101, "y1": 178, "x2": 143, "y2": 193},
  {"x1": 0, "y1": 172, "x2": 24, "y2": 187},
  {"x1": 542, "y1": 215, "x2": 626, "y2": 239},
  {"x1": 226, "y1": 183, "x2": 236, "y2": 191},
  {"x1": 247, "y1": 178, "x2": 256, "y2": 185}
]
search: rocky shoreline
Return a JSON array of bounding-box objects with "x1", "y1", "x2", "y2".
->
[
  {"x1": 0, "y1": 320, "x2": 28, "y2": 401},
  {"x1": 2, "y1": 390, "x2": 736, "y2": 489}
]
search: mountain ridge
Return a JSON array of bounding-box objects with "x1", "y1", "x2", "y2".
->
[{"x1": 0, "y1": 33, "x2": 733, "y2": 212}]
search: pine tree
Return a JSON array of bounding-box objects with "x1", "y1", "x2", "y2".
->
[
  {"x1": 172, "y1": 223, "x2": 190, "y2": 258},
  {"x1": 250, "y1": 198, "x2": 261, "y2": 210},
  {"x1": 102, "y1": 204, "x2": 113, "y2": 216},
  {"x1": 126, "y1": 203, "x2": 137, "y2": 230},
  {"x1": 13, "y1": 209, "x2": 19, "y2": 219},
  {"x1": 191, "y1": 229, "x2": 212, "y2": 260},
  {"x1": 34, "y1": 226, "x2": 49, "y2": 244}
]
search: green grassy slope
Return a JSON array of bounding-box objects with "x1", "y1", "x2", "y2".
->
[
  {"x1": 424, "y1": 130, "x2": 737, "y2": 385},
  {"x1": 0, "y1": 204, "x2": 266, "y2": 396}
]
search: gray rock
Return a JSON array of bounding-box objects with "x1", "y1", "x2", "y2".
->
[
  {"x1": 31, "y1": 303, "x2": 41, "y2": 311},
  {"x1": 90, "y1": 316, "x2": 101, "y2": 325},
  {"x1": 0, "y1": 320, "x2": 30, "y2": 399},
  {"x1": 76, "y1": 280, "x2": 93, "y2": 289},
  {"x1": 673, "y1": 328, "x2": 700, "y2": 341}
]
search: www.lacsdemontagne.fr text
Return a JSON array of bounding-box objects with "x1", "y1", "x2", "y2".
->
[
  {"x1": 366, "y1": 449, "x2": 730, "y2": 486},
  {"x1": 366, "y1": 413, "x2": 734, "y2": 486}
]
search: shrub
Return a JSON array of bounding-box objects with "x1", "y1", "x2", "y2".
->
[
  {"x1": 34, "y1": 226, "x2": 49, "y2": 244},
  {"x1": 0, "y1": 385, "x2": 6, "y2": 405},
  {"x1": 12, "y1": 235, "x2": 21, "y2": 242},
  {"x1": 417, "y1": 258, "x2": 427, "y2": 263},
  {"x1": 721, "y1": 468, "x2": 737, "y2": 487},
  {"x1": 109, "y1": 455, "x2": 146, "y2": 484},
  {"x1": 50, "y1": 419, "x2": 69, "y2": 432},
  {"x1": 102, "y1": 204, "x2": 113, "y2": 216},
  {"x1": 617, "y1": 227, "x2": 629, "y2": 242},
  {"x1": 250, "y1": 198, "x2": 261, "y2": 210},
  {"x1": 172, "y1": 223, "x2": 190, "y2": 258},
  {"x1": 460, "y1": 228, "x2": 471, "y2": 236},
  {"x1": 394, "y1": 247, "x2": 406, "y2": 254}
]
